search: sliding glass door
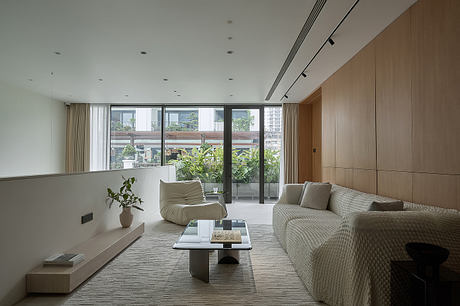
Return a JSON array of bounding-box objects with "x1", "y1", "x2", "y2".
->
[
  {"x1": 264, "y1": 107, "x2": 282, "y2": 203},
  {"x1": 231, "y1": 108, "x2": 260, "y2": 203}
]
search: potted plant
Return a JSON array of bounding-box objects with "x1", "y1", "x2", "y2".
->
[
  {"x1": 122, "y1": 144, "x2": 136, "y2": 160},
  {"x1": 106, "y1": 176, "x2": 144, "y2": 228}
]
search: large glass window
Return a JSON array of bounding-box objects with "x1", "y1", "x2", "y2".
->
[
  {"x1": 165, "y1": 107, "x2": 224, "y2": 193},
  {"x1": 110, "y1": 107, "x2": 162, "y2": 169},
  {"x1": 108, "y1": 105, "x2": 282, "y2": 203}
]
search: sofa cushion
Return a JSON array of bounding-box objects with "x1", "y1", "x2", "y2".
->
[
  {"x1": 297, "y1": 181, "x2": 310, "y2": 205},
  {"x1": 273, "y1": 204, "x2": 340, "y2": 250},
  {"x1": 285, "y1": 217, "x2": 341, "y2": 293},
  {"x1": 369, "y1": 200, "x2": 404, "y2": 211},
  {"x1": 277, "y1": 184, "x2": 304, "y2": 205},
  {"x1": 300, "y1": 183, "x2": 331, "y2": 210}
]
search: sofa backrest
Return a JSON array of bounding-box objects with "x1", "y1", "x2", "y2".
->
[
  {"x1": 159, "y1": 180, "x2": 205, "y2": 210},
  {"x1": 328, "y1": 185, "x2": 397, "y2": 217},
  {"x1": 328, "y1": 184, "x2": 460, "y2": 217}
]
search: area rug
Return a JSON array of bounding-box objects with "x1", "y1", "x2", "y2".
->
[{"x1": 63, "y1": 221, "x2": 320, "y2": 305}]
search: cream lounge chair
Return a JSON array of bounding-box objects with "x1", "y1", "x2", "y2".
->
[{"x1": 159, "y1": 180, "x2": 227, "y2": 225}]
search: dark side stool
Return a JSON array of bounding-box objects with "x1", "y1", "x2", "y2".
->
[{"x1": 391, "y1": 261, "x2": 460, "y2": 305}]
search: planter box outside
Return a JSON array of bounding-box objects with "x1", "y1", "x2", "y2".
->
[{"x1": 202, "y1": 182, "x2": 279, "y2": 200}]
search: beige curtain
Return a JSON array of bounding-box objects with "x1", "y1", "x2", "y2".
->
[
  {"x1": 66, "y1": 103, "x2": 90, "y2": 173},
  {"x1": 282, "y1": 103, "x2": 299, "y2": 184}
]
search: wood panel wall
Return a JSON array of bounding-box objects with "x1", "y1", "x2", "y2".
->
[{"x1": 320, "y1": 0, "x2": 460, "y2": 210}]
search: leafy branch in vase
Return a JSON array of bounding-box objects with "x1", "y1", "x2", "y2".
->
[{"x1": 106, "y1": 176, "x2": 144, "y2": 211}]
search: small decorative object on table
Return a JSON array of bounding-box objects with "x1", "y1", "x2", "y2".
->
[
  {"x1": 211, "y1": 230, "x2": 242, "y2": 243},
  {"x1": 107, "y1": 176, "x2": 144, "y2": 228},
  {"x1": 44, "y1": 253, "x2": 85, "y2": 266}
]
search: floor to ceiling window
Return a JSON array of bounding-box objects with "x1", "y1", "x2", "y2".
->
[
  {"x1": 110, "y1": 107, "x2": 162, "y2": 169},
  {"x1": 109, "y1": 105, "x2": 281, "y2": 203}
]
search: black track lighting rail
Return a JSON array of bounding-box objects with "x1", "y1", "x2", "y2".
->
[
  {"x1": 265, "y1": 0, "x2": 327, "y2": 101},
  {"x1": 278, "y1": 0, "x2": 361, "y2": 101}
]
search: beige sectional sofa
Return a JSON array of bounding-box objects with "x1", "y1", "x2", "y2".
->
[{"x1": 273, "y1": 183, "x2": 460, "y2": 306}]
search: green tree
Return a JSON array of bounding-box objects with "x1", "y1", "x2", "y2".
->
[{"x1": 232, "y1": 111, "x2": 254, "y2": 132}]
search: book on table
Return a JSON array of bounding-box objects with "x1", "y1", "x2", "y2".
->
[
  {"x1": 43, "y1": 253, "x2": 85, "y2": 266},
  {"x1": 211, "y1": 230, "x2": 242, "y2": 243}
]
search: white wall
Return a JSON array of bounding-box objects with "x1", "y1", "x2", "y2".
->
[
  {"x1": 0, "y1": 81, "x2": 66, "y2": 178},
  {"x1": 0, "y1": 166, "x2": 173, "y2": 306}
]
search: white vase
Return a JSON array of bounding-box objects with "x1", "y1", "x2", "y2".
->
[{"x1": 119, "y1": 207, "x2": 133, "y2": 228}]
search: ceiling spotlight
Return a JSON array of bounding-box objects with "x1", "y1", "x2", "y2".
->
[
  {"x1": 163, "y1": 78, "x2": 168, "y2": 81},
  {"x1": 284, "y1": 94, "x2": 288, "y2": 99},
  {"x1": 229, "y1": 94, "x2": 234, "y2": 97},
  {"x1": 125, "y1": 94, "x2": 129, "y2": 97},
  {"x1": 228, "y1": 78, "x2": 234, "y2": 81},
  {"x1": 301, "y1": 72, "x2": 307, "y2": 78},
  {"x1": 227, "y1": 50, "x2": 234, "y2": 54},
  {"x1": 140, "y1": 51, "x2": 147, "y2": 55},
  {"x1": 328, "y1": 37, "x2": 335, "y2": 46},
  {"x1": 227, "y1": 20, "x2": 233, "y2": 24},
  {"x1": 54, "y1": 51, "x2": 62, "y2": 55},
  {"x1": 98, "y1": 78, "x2": 103, "y2": 81},
  {"x1": 27, "y1": 78, "x2": 33, "y2": 82},
  {"x1": 228, "y1": 36, "x2": 233, "y2": 40},
  {"x1": 177, "y1": 94, "x2": 181, "y2": 97},
  {"x1": 173, "y1": 90, "x2": 177, "y2": 93}
]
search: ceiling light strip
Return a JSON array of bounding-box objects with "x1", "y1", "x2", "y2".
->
[
  {"x1": 279, "y1": 0, "x2": 361, "y2": 101},
  {"x1": 264, "y1": 0, "x2": 327, "y2": 101}
]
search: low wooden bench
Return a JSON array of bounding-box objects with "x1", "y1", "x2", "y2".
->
[{"x1": 26, "y1": 223, "x2": 144, "y2": 293}]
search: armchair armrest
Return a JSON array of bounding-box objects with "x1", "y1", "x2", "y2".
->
[{"x1": 277, "y1": 184, "x2": 304, "y2": 205}]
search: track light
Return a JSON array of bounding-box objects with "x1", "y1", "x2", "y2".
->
[
  {"x1": 284, "y1": 94, "x2": 288, "y2": 99},
  {"x1": 301, "y1": 72, "x2": 307, "y2": 78},
  {"x1": 328, "y1": 37, "x2": 335, "y2": 46}
]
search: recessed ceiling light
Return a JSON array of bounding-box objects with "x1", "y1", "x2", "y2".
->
[
  {"x1": 140, "y1": 51, "x2": 147, "y2": 55},
  {"x1": 228, "y1": 36, "x2": 233, "y2": 40},
  {"x1": 229, "y1": 94, "x2": 233, "y2": 97},
  {"x1": 177, "y1": 94, "x2": 181, "y2": 97},
  {"x1": 163, "y1": 78, "x2": 168, "y2": 81},
  {"x1": 98, "y1": 78, "x2": 103, "y2": 81},
  {"x1": 54, "y1": 51, "x2": 62, "y2": 55},
  {"x1": 227, "y1": 50, "x2": 234, "y2": 54},
  {"x1": 125, "y1": 94, "x2": 129, "y2": 97},
  {"x1": 228, "y1": 78, "x2": 234, "y2": 81},
  {"x1": 227, "y1": 20, "x2": 233, "y2": 24},
  {"x1": 173, "y1": 90, "x2": 177, "y2": 93},
  {"x1": 27, "y1": 78, "x2": 33, "y2": 82}
]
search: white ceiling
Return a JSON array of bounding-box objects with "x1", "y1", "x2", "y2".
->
[{"x1": 0, "y1": 0, "x2": 415, "y2": 104}]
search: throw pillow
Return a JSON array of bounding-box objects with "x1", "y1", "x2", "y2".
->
[
  {"x1": 369, "y1": 200, "x2": 404, "y2": 211},
  {"x1": 297, "y1": 181, "x2": 310, "y2": 205},
  {"x1": 299, "y1": 182, "x2": 332, "y2": 210}
]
